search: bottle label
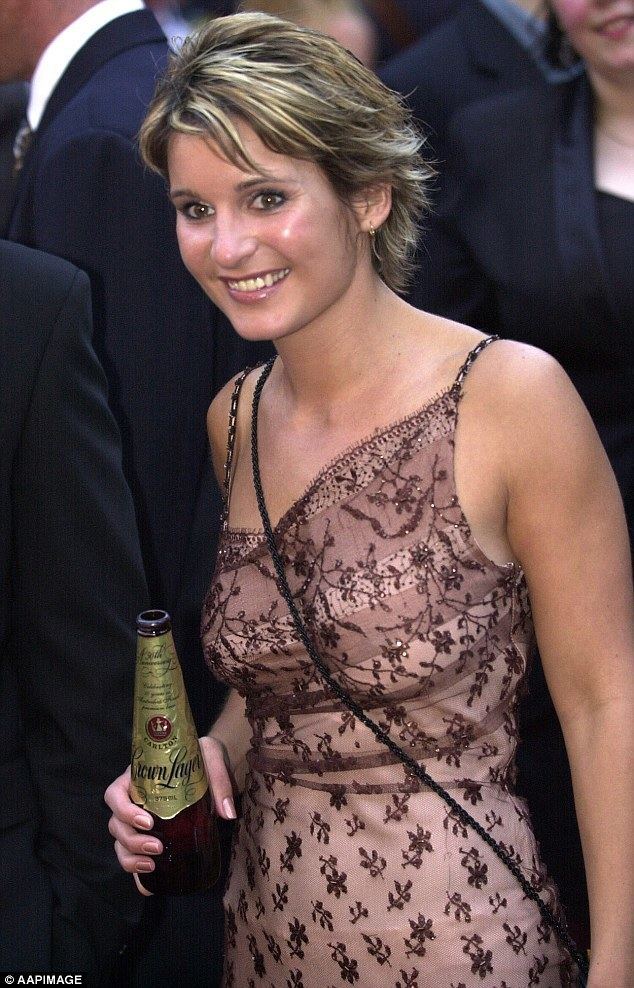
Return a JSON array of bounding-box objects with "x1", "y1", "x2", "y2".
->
[{"x1": 130, "y1": 633, "x2": 209, "y2": 820}]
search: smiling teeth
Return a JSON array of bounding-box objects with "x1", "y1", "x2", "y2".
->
[{"x1": 229, "y1": 269, "x2": 290, "y2": 292}]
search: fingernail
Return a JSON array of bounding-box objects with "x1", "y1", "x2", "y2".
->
[
  {"x1": 136, "y1": 861, "x2": 154, "y2": 873},
  {"x1": 134, "y1": 814, "x2": 153, "y2": 830},
  {"x1": 222, "y1": 797, "x2": 237, "y2": 819},
  {"x1": 142, "y1": 841, "x2": 161, "y2": 854}
]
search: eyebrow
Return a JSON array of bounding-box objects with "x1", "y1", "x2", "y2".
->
[{"x1": 170, "y1": 174, "x2": 295, "y2": 200}]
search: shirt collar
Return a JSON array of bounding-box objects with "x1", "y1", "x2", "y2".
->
[
  {"x1": 477, "y1": 0, "x2": 584, "y2": 83},
  {"x1": 27, "y1": 0, "x2": 145, "y2": 129}
]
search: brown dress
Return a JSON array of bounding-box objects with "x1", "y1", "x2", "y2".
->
[{"x1": 201, "y1": 338, "x2": 576, "y2": 988}]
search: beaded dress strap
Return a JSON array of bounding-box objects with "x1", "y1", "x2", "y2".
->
[
  {"x1": 221, "y1": 366, "x2": 255, "y2": 531},
  {"x1": 452, "y1": 335, "x2": 500, "y2": 394}
]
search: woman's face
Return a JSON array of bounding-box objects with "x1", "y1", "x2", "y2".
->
[
  {"x1": 167, "y1": 123, "x2": 369, "y2": 346},
  {"x1": 550, "y1": 1, "x2": 634, "y2": 75}
]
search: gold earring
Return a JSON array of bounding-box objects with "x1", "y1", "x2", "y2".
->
[{"x1": 368, "y1": 223, "x2": 381, "y2": 265}]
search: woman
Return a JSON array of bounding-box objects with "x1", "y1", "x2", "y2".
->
[{"x1": 106, "y1": 13, "x2": 634, "y2": 987}]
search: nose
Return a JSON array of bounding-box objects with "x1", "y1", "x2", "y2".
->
[{"x1": 210, "y1": 212, "x2": 257, "y2": 270}]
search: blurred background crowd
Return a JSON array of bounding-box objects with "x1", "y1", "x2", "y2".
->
[{"x1": 1, "y1": 1, "x2": 631, "y2": 985}]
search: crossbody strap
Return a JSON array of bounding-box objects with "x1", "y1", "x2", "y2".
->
[
  {"x1": 249, "y1": 357, "x2": 588, "y2": 986},
  {"x1": 221, "y1": 366, "x2": 257, "y2": 532}
]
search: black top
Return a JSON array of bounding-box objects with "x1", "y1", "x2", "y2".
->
[{"x1": 595, "y1": 189, "x2": 634, "y2": 333}]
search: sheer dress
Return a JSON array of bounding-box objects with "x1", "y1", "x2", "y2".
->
[{"x1": 201, "y1": 338, "x2": 575, "y2": 987}]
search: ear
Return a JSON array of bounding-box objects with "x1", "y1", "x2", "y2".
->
[{"x1": 350, "y1": 182, "x2": 392, "y2": 233}]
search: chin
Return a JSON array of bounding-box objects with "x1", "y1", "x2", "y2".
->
[{"x1": 227, "y1": 319, "x2": 292, "y2": 344}]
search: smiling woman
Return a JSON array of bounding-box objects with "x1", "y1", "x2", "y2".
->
[
  {"x1": 139, "y1": 12, "x2": 431, "y2": 295},
  {"x1": 105, "y1": 12, "x2": 634, "y2": 988}
]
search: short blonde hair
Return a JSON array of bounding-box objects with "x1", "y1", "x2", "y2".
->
[{"x1": 140, "y1": 12, "x2": 432, "y2": 292}]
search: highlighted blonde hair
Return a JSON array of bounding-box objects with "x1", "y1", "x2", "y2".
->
[{"x1": 140, "y1": 12, "x2": 432, "y2": 293}]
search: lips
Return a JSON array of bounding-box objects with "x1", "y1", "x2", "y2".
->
[
  {"x1": 597, "y1": 13, "x2": 634, "y2": 38},
  {"x1": 226, "y1": 268, "x2": 290, "y2": 292}
]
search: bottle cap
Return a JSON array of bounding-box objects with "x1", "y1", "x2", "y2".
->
[{"x1": 136, "y1": 609, "x2": 172, "y2": 636}]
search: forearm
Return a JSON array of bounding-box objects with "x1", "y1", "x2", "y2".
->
[
  {"x1": 562, "y1": 696, "x2": 634, "y2": 986},
  {"x1": 207, "y1": 688, "x2": 251, "y2": 790}
]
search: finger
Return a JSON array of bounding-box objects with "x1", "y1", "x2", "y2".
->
[
  {"x1": 114, "y1": 837, "x2": 158, "y2": 879},
  {"x1": 105, "y1": 766, "x2": 154, "y2": 831},
  {"x1": 200, "y1": 736, "x2": 237, "y2": 820},
  {"x1": 134, "y1": 873, "x2": 154, "y2": 897},
  {"x1": 108, "y1": 815, "x2": 163, "y2": 856}
]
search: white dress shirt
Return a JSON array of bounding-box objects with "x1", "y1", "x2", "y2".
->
[{"x1": 27, "y1": 0, "x2": 145, "y2": 130}]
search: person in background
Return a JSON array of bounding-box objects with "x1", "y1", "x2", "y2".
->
[
  {"x1": 379, "y1": 0, "x2": 550, "y2": 167},
  {"x1": 0, "y1": 239, "x2": 150, "y2": 981},
  {"x1": 239, "y1": 0, "x2": 378, "y2": 67},
  {"x1": 107, "y1": 14, "x2": 633, "y2": 987},
  {"x1": 2, "y1": 1, "x2": 269, "y2": 984}
]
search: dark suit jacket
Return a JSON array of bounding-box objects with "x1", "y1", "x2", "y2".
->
[
  {"x1": 0, "y1": 240, "x2": 150, "y2": 976},
  {"x1": 379, "y1": 0, "x2": 543, "y2": 163},
  {"x1": 8, "y1": 9, "x2": 268, "y2": 734}
]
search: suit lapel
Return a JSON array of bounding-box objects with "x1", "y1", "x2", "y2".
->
[
  {"x1": 460, "y1": 1, "x2": 541, "y2": 85},
  {"x1": 552, "y1": 74, "x2": 620, "y2": 329}
]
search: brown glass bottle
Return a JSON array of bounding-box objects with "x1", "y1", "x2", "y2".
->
[{"x1": 130, "y1": 609, "x2": 220, "y2": 895}]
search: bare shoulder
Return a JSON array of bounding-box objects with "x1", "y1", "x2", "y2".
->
[
  {"x1": 468, "y1": 339, "x2": 619, "y2": 508},
  {"x1": 207, "y1": 368, "x2": 259, "y2": 486},
  {"x1": 456, "y1": 336, "x2": 613, "y2": 498},
  {"x1": 462, "y1": 337, "x2": 589, "y2": 433}
]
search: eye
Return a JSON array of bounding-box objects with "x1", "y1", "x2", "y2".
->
[
  {"x1": 251, "y1": 190, "x2": 285, "y2": 210},
  {"x1": 180, "y1": 202, "x2": 214, "y2": 220}
]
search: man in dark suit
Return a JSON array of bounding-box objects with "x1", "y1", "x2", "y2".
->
[
  {"x1": 0, "y1": 239, "x2": 150, "y2": 979},
  {"x1": 2, "y1": 2, "x2": 268, "y2": 982},
  {"x1": 379, "y1": 0, "x2": 545, "y2": 164},
  {"x1": 3, "y1": 0, "x2": 261, "y2": 733}
]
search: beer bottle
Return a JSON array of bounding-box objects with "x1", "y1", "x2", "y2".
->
[{"x1": 130, "y1": 609, "x2": 220, "y2": 894}]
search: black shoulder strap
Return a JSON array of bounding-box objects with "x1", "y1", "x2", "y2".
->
[{"x1": 453, "y1": 334, "x2": 499, "y2": 393}]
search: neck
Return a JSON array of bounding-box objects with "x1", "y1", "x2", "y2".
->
[
  {"x1": 27, "y1": 0, "x2": 99, "y2": 74},
  {"x1": 271, "y1": 273, "x2": 402, "y2": 417},
  {"x1": 591, "y1": 67, "x2": 634, "y2": 139}
]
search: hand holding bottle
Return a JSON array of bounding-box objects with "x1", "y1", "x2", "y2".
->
[
  {"x1": 105, "y1": 609, "x2": 240, "y2": 894},
  {"x1": 106, "y1": 733, "x2": 236, "y2": 894}
]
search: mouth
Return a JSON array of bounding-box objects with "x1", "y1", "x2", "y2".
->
[
  {"x1": 225, "y1": 268, "x2": 290, "y2": 293},
  {"x1": 597, "y1": 13, "x2": 634, "y2": 38}
]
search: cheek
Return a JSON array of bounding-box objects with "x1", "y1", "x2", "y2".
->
[
  {"x1": 550, "y1": 0, "x2": 590, "y2": 34},
  {"x1": 275, "y1": 211, "x2": 318, "y2": 250},
  {"x1": 176, "y1": 220, "x2": 208, "y2": 275}
]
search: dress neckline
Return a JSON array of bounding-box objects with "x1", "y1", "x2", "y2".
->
[{"x1": 225, "y1": 382, "x2": 459, "y2": 538}]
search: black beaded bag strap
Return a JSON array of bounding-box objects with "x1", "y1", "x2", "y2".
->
[
  {"x1": 221, "y1": 366, "x2": 257, "y2": 532},
  {"x1": 250, "y1": 357, "x2": 588, "y2": 986}
]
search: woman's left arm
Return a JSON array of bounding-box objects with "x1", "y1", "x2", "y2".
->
[{"x1": 502, "y1": 348, "x2": 634, "y2": 988}]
